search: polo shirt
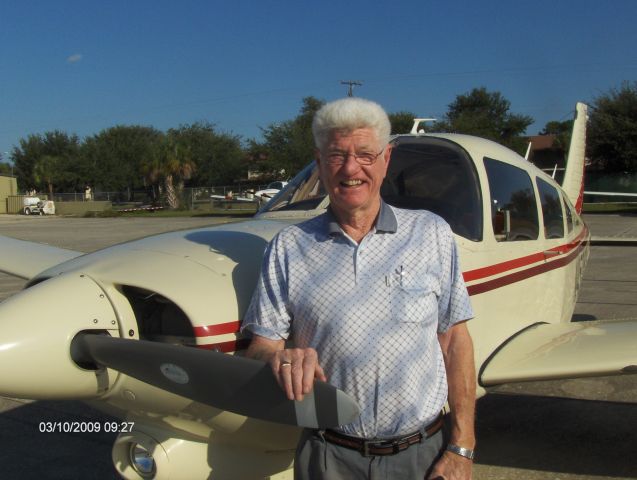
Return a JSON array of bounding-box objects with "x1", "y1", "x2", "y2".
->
[{"x1": 242, "y1": 202, "x2": 473, "y2": 438}]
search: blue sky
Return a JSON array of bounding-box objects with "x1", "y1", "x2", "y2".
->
[{"x1": 1, "y1": 0, "x2": 636, "y2": 161}]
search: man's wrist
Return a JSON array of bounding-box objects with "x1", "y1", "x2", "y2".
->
[{"x1": 446, "y1": 443, "x2": 475, "y2": 460}]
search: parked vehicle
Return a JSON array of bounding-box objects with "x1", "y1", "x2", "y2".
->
[{"x1": 22, "y1": 197, "x2": 55, "y2": 215}]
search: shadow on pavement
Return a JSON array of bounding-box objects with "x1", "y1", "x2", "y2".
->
[{"x1": 476, "y1": 393, "x2": 637, "y2": 478}]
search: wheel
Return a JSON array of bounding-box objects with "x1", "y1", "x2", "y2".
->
[{"x1": 24, "y1": 207, "x2": 31, "y2": 215}]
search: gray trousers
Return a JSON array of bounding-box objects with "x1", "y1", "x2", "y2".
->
[{"x1": 294, "y1": 428, "x2": 445, "y2": 480}]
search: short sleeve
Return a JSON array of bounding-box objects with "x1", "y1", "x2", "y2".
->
[
  {"x1": 436, "y1": 221, "x2": 474, "y2": 333},
  {"x1": 241, "y1": 232, "x2": 293, "y2": 340}
]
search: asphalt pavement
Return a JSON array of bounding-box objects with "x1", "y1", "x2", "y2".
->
[{"x1": 0, "y1": 213, "x2": 636, "y2": 479}]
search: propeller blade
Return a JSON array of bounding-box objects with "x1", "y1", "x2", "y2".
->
[{"x1": 72, "y1": 334, "x2": 359, "y2": 429}]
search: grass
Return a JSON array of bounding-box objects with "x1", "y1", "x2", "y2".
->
[
  {"x1": 86, "y1": 206, "x2": 258, "y2": 218},
  {"x1": 122, "y1": 208, "x2": 257, "y2": 218},
  {"x1": 583, "y1": 202, "x2": 637, "y2": 214}
]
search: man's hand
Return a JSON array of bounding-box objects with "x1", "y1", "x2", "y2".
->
[
  {"x1": 428, "y1": 451, "x2": 472, "y2": 480},
  {"x1": 271, "y1": 347, "x2": 327, "y2": 401},
  {"x1": 245, "y1": 335, "x2": 327, "y2": 401}
]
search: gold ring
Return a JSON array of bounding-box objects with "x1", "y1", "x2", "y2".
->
[{"x1": 280, "y1": 362, "x2": 292, "y2": 367}]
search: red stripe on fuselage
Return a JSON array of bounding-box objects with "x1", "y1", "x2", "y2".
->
[
  {"x1": 193, "y1": 321, "x2": 240, "y2": 337},
  {"x1": 466, "y1": 240, "x2": 586, "y2": 296},
  {"x1": 463, "y1": 228, "x2": 588, "y2": 283}
]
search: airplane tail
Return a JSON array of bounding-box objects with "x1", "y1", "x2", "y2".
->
[{"x1": 561, "y1": 102, "x2": 588, "y2": 214}]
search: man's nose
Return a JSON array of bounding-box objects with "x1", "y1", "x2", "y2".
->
[{"x1": 340, "y1": 153, "x2": 362, "y2": 172}]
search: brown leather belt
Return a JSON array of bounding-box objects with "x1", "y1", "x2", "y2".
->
[{"x1": 322, "y1": 413, "x2": 444, "y2": 457}]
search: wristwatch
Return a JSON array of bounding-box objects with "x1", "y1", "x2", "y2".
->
[{"x1": 446, "y1": 443, "x2": 475, "y2": 460}]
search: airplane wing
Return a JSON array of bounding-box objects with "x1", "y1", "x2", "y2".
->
[
  {"x1": 480, "y1": 320, "x2": 637, "y2": 385},
  {"x1": 0, "y1": 235, "x2": 83, "y2": 280}
]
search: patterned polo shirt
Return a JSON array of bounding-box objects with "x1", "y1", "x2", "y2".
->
[{"x1": 242, "y1": 201, "x2": 473, "y2": 439}]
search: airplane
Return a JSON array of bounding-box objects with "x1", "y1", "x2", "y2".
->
[{"x1": 1, "y1": 102, "x2": 636, "y2": 480}]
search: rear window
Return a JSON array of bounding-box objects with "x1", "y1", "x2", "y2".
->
[{"x1": 484, "y1": 157, "x2": 539, "y2": 241}]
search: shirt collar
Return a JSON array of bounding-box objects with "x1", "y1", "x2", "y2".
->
[
  {"x1": 376, "y1": 200, "x2": 398, "y2": 233},
  {"x1": 326, "y1": 200, "x2": 397, "y2": 236}
]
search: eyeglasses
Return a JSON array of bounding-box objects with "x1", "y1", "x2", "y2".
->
[{"x1": 323, "y1": 148, "x2": 385, "y2": 166}]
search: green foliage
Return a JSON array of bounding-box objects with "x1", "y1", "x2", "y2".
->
[
  {"x1": 0, "y1": 152, "x2": 11, "y2": 175},
  {"x1": 388, "y1": 111, "x2": 418, "y2": 135},
  {"x1": 588, "y1": 82, "x2": 637, "y2": 173},
  {"x1": 82, "y1": 125, "x2": 163, "y2": 196},
  {"x1": 10, "y1": 122, "x2": 248, "y2": 201},
  {"x1": 252, "y1": 96, "x2": 325, "y2": 179},
  {"x1": 84, "y1": 209, "x2": 121, "y2": 218},
  {"x1": 170, "y1": 122, "x2": 245, "y2": 186},
  {"x1": 33, "y1": 154, "x2": 61, "y2": 198},
  {"x1": 12, "y1": 131, "x2": 81, "y2": 192},
  {"x1": 159, "y1": 130, "x2": 197, "y2": 209},
  {"x1": 435, "y1": 87, "x2": 533, "y2": 153},
  {"x1": 540, "y1": 120, "x2": 573, "y2": 151}
]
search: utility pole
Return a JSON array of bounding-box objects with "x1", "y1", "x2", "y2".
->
[{"x1": 340, "y1": 80, "x2": 362, "y2": 97}]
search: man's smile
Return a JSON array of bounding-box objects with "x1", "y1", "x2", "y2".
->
[{"x1": 340, "y1": 179, "x2": 363, "y2": 187}]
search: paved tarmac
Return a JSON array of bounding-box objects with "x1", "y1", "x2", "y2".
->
[{"x1": 1, "y1": 213, "x2": 636, "y2": 479}]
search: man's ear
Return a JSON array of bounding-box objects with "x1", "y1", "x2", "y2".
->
[
  {"x1": 382, "y1": 144, "x2": 392, "y2": 168},
  {"x1": 384, "y1": 144, "x2": 393, "y2": 162},
  {"x1": 314, "y1": 148, "x2": 321, "y2": 165}
]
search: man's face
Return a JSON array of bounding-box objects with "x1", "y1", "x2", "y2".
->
[{"x1": 316, "y1": 128, "x2": 391, "y2": 217}]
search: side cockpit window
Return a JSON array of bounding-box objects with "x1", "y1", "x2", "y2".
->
[
  {"x1": 484, "y1": 157, "x2": 539, "y2": 242},
  {"x1": 382, "y1": 137, "x2": 483, "y2": 241},
  {"x1": 536, "y1": 177, "x2": 565, "y2": 239}
]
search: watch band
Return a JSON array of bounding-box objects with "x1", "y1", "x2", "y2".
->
[{"x1": 446, "y1": 443, "x2": 475, "y2": 460}]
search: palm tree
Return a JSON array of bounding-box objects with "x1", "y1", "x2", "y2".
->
[
  {"x1": 160, "y1": 135, "x2": 196, "y2": 209},
  {"x1": 33, "y1": 155, "x2": 60, "y2": 199}
]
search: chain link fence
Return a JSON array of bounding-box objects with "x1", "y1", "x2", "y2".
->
[{"x1": 42, "y1": 183, "x2": 273, "y2": 211}]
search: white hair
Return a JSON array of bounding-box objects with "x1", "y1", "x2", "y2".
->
[{"x1": 312, "y1": 97, "x2": 391, "y2": 151}]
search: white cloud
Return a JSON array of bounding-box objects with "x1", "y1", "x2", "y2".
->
[{"x1": 66, "y1": 54, "x2": 83, "y2": 64}]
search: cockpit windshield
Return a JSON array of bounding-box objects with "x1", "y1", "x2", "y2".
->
[{"x1": 259, "y1": 136, "x2": 483, "y2": 241}]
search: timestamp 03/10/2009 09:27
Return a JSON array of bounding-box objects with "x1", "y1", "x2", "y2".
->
[{"x1": 38, "y1": 421, "x2": 135, "y2": 434}]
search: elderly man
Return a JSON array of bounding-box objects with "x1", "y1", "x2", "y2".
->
[{"x1": 242, "y1": 97, "x2": 475, "y2": 479}]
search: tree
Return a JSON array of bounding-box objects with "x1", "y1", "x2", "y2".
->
[
  {"x1": 527, "y1": 119, "x2": 575, "y2": 172},
  {"x1": 435, "y1": 87, "x2": 533, "y2": 153},
  {"x1": 388, "y1": 111, "x2": 418, "y2": 135},
  {"x1": 0, "y1": 152, "x2": 11, "y2": 175},
  {"x1": 33, "y1": 155, "x2": 61, "y2": 199},
  {"x1": 587, "y1": 82, "x2": 637, "y2": 173},
  {"x1": 82, "y1": 126, "x2": 163, "y2": 198},
  {"x1": 170, "y1": 122, "x2": 245, "y2": 186},
  {"x1": 12, "y1": 131, "x2": 81, "y2": 193},
  {"x1": 158, "y1": 131, "x2": 196, "y2": 209},
  {"x1": 252, "y1": 96, "x2": 325, "y2": 179},
  {"x1": 540, "y1": 120, "x2": 573, "y2": 151}
]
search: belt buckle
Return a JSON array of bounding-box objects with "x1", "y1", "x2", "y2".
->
[
  {"x1": 391, "y1": 439, "x2": 402, "y2": 454},
  {"x1": 361, "y1": 439, "x2": 383, "y2": 457}
]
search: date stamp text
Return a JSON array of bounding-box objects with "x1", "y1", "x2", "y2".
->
[{"x1": 38, "y1": 421, "x2": 135, "y2": 434}]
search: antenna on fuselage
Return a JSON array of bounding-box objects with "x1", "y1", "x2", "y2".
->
[
  {"x1": 410, "y1": 118, "x2": 437, "y2": 134},
  {"x1": 524, "y1": 141, "x2": 532, "y2": 161}
]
